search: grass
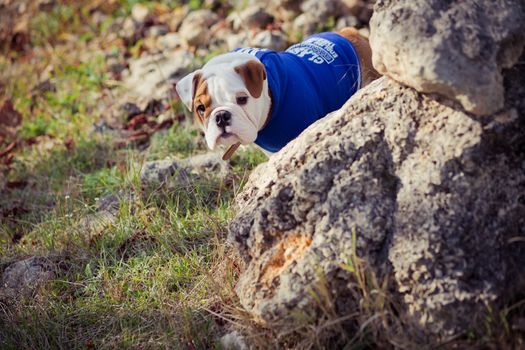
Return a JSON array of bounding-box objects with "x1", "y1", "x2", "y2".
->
[{"x1": 0, "y1": 1, "x2": 264, "y2": 348}]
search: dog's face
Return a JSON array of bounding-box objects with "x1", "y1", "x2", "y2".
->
[{"x1": 176, "y1": 52, "x2": 271, "y2": 153}]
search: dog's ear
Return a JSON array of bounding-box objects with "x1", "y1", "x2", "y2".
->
[
  {"x1": 175, "y1": 70, "x2": 202, "y2": 111},
  {"x1": 234, "y1": 60, "x2": 266, "y2": 98}
]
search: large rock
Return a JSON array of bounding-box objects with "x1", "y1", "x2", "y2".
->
[
  {"x1": 228, "y1": 69, "x2": 525, "y2": 339},
  {"x1": 369, "y1": 0, "x2": 525, "y2": 116}
]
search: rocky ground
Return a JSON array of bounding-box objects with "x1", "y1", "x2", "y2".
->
[{"x1": 1, "y1": 0, "x2": 524, "y2": 349}]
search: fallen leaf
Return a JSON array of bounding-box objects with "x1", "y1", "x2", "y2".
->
[
  {"x1": 0, "y1": 100, "x2": 22, "y2": 128},
  {"x1": 64, "y1": 137, "x2": 75, "y2": 151},
  {"x1": 6, "y1": 180, "x2": 27, "y2": 189},
  {"x1": 127, "y1": 130, "x2": 150, "y2": 141},
  {"x1": 0, "y1": 141, "x2": 16, "y2": 158},
  {"x1": 2, "y1": 152, "x2": 15, "y2": 165},
  {"x1": 153, "y1": 118, "x2": 174, "y2": 131},
  {"x1": 125, "y1": 114, "x2": 148, "y2": 130}
]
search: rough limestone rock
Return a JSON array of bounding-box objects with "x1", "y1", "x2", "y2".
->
[
  {"x1": 228, "y1": 70, "x2": 525, "y2": 337},
  {"x1": 369, "y1": 0, "x2": 525, "y2": 116},
  {"x1": 140, "y1": 153, "x2": 230, "y2": 187},
  {"x1": 78, "y1": 192, "x2": 134, "y2": 238},
  {"x1": 220, "y1": 331, "x2": 249, "y2": 350},
  {"x1": 1, "y1": 257, "x2": 55, "y2": 298},
  {"x1": 123, "y1": 49, "x2": 194, "y2": 102},
  {"x1": 250, "y1": 30, "x2": 288, "y2": 51},
  {"x1": 178, "y1": 9, "x2": 220, "y2": 47},
  {"x1": 237, "y1": 6, "x2": 274, "y2": 30}
]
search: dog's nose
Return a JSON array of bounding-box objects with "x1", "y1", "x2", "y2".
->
[{"x1": 215, "y1": 111, "x2": 231, "y2": 128}]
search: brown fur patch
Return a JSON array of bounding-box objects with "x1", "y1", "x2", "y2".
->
[
  {"x1": 338, "y1": 27, "x2": 381, "y2": 86},
  {"x1": 192, "y1": 75, "x2": 213, "y2": 127},
  {"x1": 234, "y1": 60, "x2": 267, "y2": 98}
]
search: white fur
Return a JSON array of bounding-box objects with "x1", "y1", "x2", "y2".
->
[{"x1": 176, "y1": 52, "x2": 271, "y2": 151}]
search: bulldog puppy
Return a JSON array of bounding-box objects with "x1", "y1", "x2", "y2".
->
[{"x1": 176, "y1": 27, "x2": 380, "y2": 160}]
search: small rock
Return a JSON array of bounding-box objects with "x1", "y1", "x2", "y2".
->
[
  {"x1": 119, "y1": 17, "x2": 140, "y2": 42},
  {"x1": 146, "y1": 25, "x2": 169, "y2": 38},
  {"x1": 204, "y1": 0, "x2": 232, "y2": 12},
  {"x1": 123, "y1": 49, "x2": 194, "y2": 101},
  {"x1": 178, "y1": 153, "x2": 229, "y2": 179},
  {"x1": 157, "y1": 33, "x2": 181, "y2": 50},
  {"x1": 335, "y1": 14, "x2": 360, "y2": 31},
  {"x1": 251, "y1": 30, "x2": 288, "y2": 51},
  {"x1": 208, "y1": 27, "x2": 233, "y2": 51},
  {"x1": 140, "y1": 159, "x2": 190, "y2": 185},
  {"x1": 91, "y1": 11, "x2": 108, "y2": 28},
  {"x1": 225, "y1": 31, "x2": 251, "y2": 51},
  {"x1": 162, "y1": 6, "x2": 189, "y2": 32},
  {"x1": 292, "y1": 13, "x2": 318, "y2": 38},
  {"x1": 1, "y1": 257, "x2": 55, "y2": 297},
  {"x1": 267, "y1": 0, "x2": 302, "y2": 22},
  {"x1": 141, "y1": 153, "x2": 230, "y2": 187},
  {"x1": 226, "y1": 11, "x2": 243, "y2": 32},
  {"x1": 78, "y1": 193, "x2": 128, "y2": 234},
  {"x1": 238, "y1": 6, "x2": 274, "y2": 30},
  {"x1": 300, "y1": 0, "x2": 337, "y2": 18},
  {"x1": 178, "y1": 10, "x2": 220, "y2": 47},
  {"x1": 142, "y1": 36, "x2": 159, "y2": 52},
  {"x1": 95, "y1": 193, "x2": 121, "y2": 213},
  {"x1": 339, "y1": 0, "x2": 366, "y2": 16},
  {"x1": 220, "y1": 330, "x2": 249, "y2": 350},
  {"x1": 131, "y1": 3, "x2": 150, "y2": 24},
  {"x1": 120, "y1": 102, "x2": 142, "y2": 120}
]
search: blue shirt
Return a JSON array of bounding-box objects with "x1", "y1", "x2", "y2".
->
[{"x1": 235, "y1": 32, "x2": 361, "y2": 152}]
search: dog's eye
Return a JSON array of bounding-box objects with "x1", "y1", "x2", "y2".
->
[
  {"x1": 236, "y1": 96, "x2": 248, "y2": 105},
  {"x1": 196, "y1": 104, "x2": 205, "y2": 115}
]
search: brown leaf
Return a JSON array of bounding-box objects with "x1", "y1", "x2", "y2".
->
[
  {"x1": 125, "y1": 114, "x2": 148, "y2": 130},
  {"x1": 153, "y1": 118, "x2": 174, "y2": 131},
  {"x1": 6, "y1": 180, "x2": 27, "y2": 189},
  {"x1": 0, "y1": 141, "x2": 16, "y2": 158},
  {"x1": 0, "y1": 100, "x2": 22, "y2": 128},
  {"x1": 2, "y1": 152, "x2": 15, "y2": 166},
  {"x1": 64, "y1": 137, "x2": 75, "y2": 151}
]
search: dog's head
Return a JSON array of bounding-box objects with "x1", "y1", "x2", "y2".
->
[{"x1": 176, "y1": 52, "x2": 271, "y2": 157}]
